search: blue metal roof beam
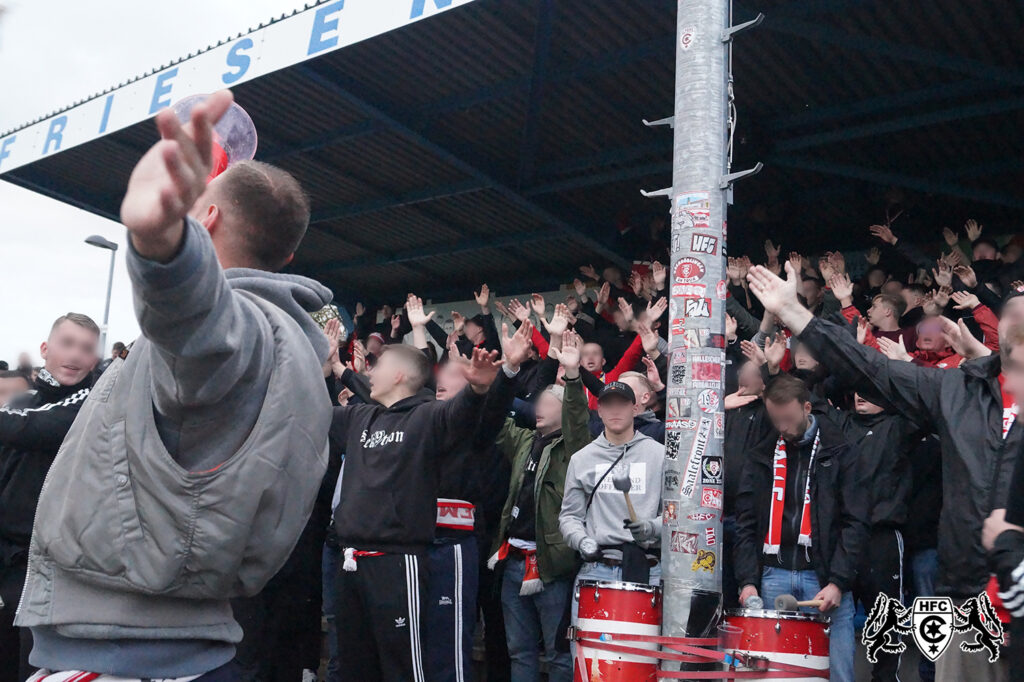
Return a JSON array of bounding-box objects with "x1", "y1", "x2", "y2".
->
[
  {"x1": 516, "y1": 0, "x2": 554, "y2": 189},
  {"x1": 295, "y1": 64, "x2": 632, "y2": 270},
  {"x1": 775, "y1": 96, "x2": 1024, "y2": 152},
  {"x1": 310, "y1": 178, "x2": 488, "y2": 223},
  {"x1": 771, "y1": 155, "x2": 1024, "y2": 211},
  {"x1": 751, "y1": 13, "x2": 1024, "y2": 88},
  {"x1": 769, "y1": 80, "x2": 999, "y2": 132}
]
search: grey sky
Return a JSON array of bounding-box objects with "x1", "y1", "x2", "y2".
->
[{"x1": 0, "y1": 0, "x2": 306, "y2": 365}]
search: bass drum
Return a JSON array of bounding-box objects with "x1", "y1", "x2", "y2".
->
[
  {"x1": 723, "y1": 608, "x2": 830, "y2": 681},
  {"x1": 573, "y1": 579, "x2": 662, "y2": 682}
]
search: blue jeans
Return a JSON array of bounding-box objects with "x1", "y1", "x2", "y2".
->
[
  {"x1": 760, "y1": 565, "x2": 854, "y2": 682},
  {"x1": 501, "y1": 557, "x2": 573, "y2": 682},
  {"x1": 322, "y1": 542, "x2": 342, "y2": 682},
  {"x1": 910, "y1": 549, "x2": 938, "y2": 682}
]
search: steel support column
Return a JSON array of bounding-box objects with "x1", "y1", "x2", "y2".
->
[{"x1": 661, "y1": 0, "x2": 730, "y2": 669}]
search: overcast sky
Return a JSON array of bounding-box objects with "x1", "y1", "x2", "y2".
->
[{"x1": 0, "y1": 0, "x2": 307, "y2": 365}]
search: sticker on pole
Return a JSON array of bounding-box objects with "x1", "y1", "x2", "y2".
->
[
  {"x1": 680, "y1": 418, "x2": 712, "y2": 497},
  {"x1": 680, "y1": 26, "x2": 696, "y2": 51},
  {"x1": 673, "y1": 192, "x2": 711, "y2": 233},
  {"x1": 670, "y1": 531, "x2": 699, "y2": 554},
  {"x1": 701, "y1": 487, "x2": 723, "y2": 510},
  {"x1": 692, "y1": 549, "x2": 716, "y2": 572}
]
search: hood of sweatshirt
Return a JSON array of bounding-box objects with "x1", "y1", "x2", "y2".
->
[
  {"x1": 225, "y1": 269, "x2": 333, "y2": 362},
  {"x1": 589, "y1": 430, "x2": 654, "y2": 457}
]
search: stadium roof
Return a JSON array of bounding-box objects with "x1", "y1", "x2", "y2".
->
[{"x1": 3, "y1": 0, "x2": 1022, "y2": 304}]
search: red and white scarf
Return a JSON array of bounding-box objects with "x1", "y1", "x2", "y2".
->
[
  {"x1": 488, "y1": 540, "x2": 543, "y2": 595},
  {"x1": 999, "y1": 374, "x2": 1019, "y2": 439},
  {"x1": 28, "y1": 672, "x2": 200, "y2": 682},
  {"x1": 763, "y1": 431, "x2": 819, "y2": 554}
]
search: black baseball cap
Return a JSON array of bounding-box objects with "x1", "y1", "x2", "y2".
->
[{"x1": 598, "y1": 381, "x2": 636, "y2": 404}]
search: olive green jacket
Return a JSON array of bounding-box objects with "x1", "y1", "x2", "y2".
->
[{"x1": 492, "y1": 376, "x2": 593, "y2": 583}]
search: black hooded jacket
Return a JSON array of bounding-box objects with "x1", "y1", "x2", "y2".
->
[
  {"x1": 329, "y1": 383, "x2": 496, "y2": 554},
  {"x1": 814, "y1": 402, "x2": 920, "y2": 528},
  {"x1": 0, "y1": 370, "x2": 92, "y2": 562},
  {"x1": 798, "y1": 316, "x2": 1023, "y2": 597},
  {"x1": 733, "y1": 415, "x2": 871, "y2": 594}
]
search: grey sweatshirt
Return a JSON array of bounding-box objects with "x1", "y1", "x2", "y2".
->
[
  {"x1": 559, "y1": 431, "x2": 664, "y2": 558},
  {"x1": 19, "y1": 218, "x2": 333, "y2": 677}
]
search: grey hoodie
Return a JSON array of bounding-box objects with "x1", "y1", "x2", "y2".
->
[
  {"x1": 559, "y1": 431, "x2": 664, "y2": 558},
  {"x1": 17, "y1": 219, "x2": 333, "y2": 677}
]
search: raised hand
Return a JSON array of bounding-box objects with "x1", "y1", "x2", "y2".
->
[
  {"x1": 953, "y1": 265, "x2": 977, "y2": 288},
  {"x1": 352, "y1": 340, "x2": 367, "y2": 374},
  {"x1": 747, "y1": 262, "x2": 802, "y2": 319},
  {"x1": 738, "y1": 255, "x2": 753, "y2": 280},
  {"x1": 942, "y1": 226, "x2": 959, "y2": 247},
  {"x1": 579, "y1": 264, "x2": 599, "y2": 281},
  {"x1": 869, "y1": 224, "x2": 897, "y2": 245},
  {"x1": 451, "y1": 311, "x2": 466, "y2": 335},
  {"x1": 597, "y1": 281, "x2": 611, "y2": 307},
  {"x1": 474, "y1": 284, "x2": 490, "y2": 310},
  {"x1": 462, "y1": 348, "x2": 503, "y2": 392},
  {"x1": 573, "y1": 278, "x2": 588, "y2": 299},
  {"x1": 543, "y1": 303, "x2": 571, "y2": 336},
  {"x1": 1012, "y1": 280, "x2": 1024, "y2": 294},
  {"x1": 828, "y1": 250, "x2": 846, "y2": 275},
  {"x1": 628, "y1": 272, "x2": 643, "y2": 296},
  {"x1": 530, "y1": 293, "x2": 547, "y2": 317},
  {"x1": 725, "y1": 313, "x2": 738, "y2": 341},
  {"x1": 934, "y1": 285, "x2": 952, "y2": 309},
  {"x1": 818, "y1": 256, "x2": 835, "y2": 282},
  {"x1": 391, "y1": 314, "x2": 402, "y2": 334},
  {"x1": 508, "y1": 298, "x2": 531, "y2": 323},
  {"x1": 121, "y1": 90, "x2": 235, "y2": 262},
  {"x1": 725, "y1": 392, "x2": 759, "y2": 410},
  {"x1": 647, "y1": 296, "x2": 668, "y2": 322},
  {"x1": 765, "y1": 239, "x2": 781, "y2": 263},
  {"x1": 501, "y1": 321, "x2": 534, "y2": 370},
  {"x1": 727, "y1": 257, "x2": 742, "y2": 284},
  {"x1": 617, "y1": 296, "x2": 635, "y2": 324},
  {"x1": 932, "y1": 260, "x2": 953, "y2": 287},
  {"x1": 877, "y1": 335, "x2": 912, "y2": 362},
  {"x1": 641, "y1": 355, "x2": 665, "y2": 392},
  {"x1": 940, "y1": 316, "x2": 991, "y2": 361},
  {"x1": 788, "y1": 252, "x2": 804, "y2": 275},
  {"x1": 550, "y1": 330, "x2": 582, "y2": 378},
  {"x1": 856, "y1": 317, "x2": 869, "y2": 345},
  {"x1": 952, "y1": 290, "x2": 980, "y2": 311},
  {"x1": 354, "y1": 302, "x2": 365, "y2": 318},
  {"x1": 865, "y1": 247, "x2": 881, "y2": 265},
  {"x1": 764, "y1": 331, "x2": 787, "y2": 370},
  {"x1": 740, "y1": 340, "x2": 767, "y2": 367},
  {"x1": 652, "y1": 261, "x2": 667, "y2": 290},
  {"x1": 637, "y1": 320, "x2": 660, "y2": 357},
  {"x1": 406, "y1": 294, "x2": 435, "y2": 327},
  {"x1": 493, "y1": 299, "x2": 511, "y2": 320},
  {"x1": 829, "y1": 273, "x2": 854, "y2": 305},
  {"x1": 964, "y1": 219, "x2": 983, "y2": 242}
]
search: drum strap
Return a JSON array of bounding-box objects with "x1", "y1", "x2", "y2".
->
[{"x1": 573, "y1": 630, "x2": 831, "y2": 680}]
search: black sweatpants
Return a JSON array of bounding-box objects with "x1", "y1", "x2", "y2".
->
[
  {"x1": 854, "y1": 527, "x2": 905, "y2": 682},
  {"x1": 336, "y1": 552, "x2": 427, "y2": 682},
  {"x1": 0, "y1": 561, "x2": 33, "y2": 682}
]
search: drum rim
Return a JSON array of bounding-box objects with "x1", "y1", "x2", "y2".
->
[
  {"x1": 577, "y1": 579, "x2": 661, "y2": 594},
  {"x1": 724, "y1": 607, "x2": 830, "y2": 623}
]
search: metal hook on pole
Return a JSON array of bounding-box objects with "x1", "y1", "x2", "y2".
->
[
  {"x1": 642, "y1": 116, "x2": 675, "y2": 129},
  {"x1": 640, "y1": 187, "x2": 672, "y2": 199},
  {"x1": 720, "y1": 162, "x2": 763, "y2": 189},
  {"x1": 721, "y1": 12, "x2": 764, "y2": 42}
]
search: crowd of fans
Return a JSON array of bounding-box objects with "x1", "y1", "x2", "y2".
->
[
  {"x1": 4, "y1": 214, "x2": 1024, "y2": 682},
  {"x1": 3, "y1": 92, "x2": 1024, "y2": 682}
]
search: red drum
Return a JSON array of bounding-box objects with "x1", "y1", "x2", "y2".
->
[
  {"x1": 723, "y1": 608, "x2": 830, "y2": 681},
  {"x1": 574, "y1": 580, "x2": 661, "y2": 682}
]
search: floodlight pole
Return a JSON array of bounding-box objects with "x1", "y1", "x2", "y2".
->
[{"x1": 653, "y1": 0, "x2": 762, "y2": 670}]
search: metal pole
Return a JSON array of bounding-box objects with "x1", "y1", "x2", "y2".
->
[
  {"x1": 660, "y1": 0, "x2": 730, "y2": 666},
  {"x1": 100, "y1": 248, "x2": 115, "y2": 355}
]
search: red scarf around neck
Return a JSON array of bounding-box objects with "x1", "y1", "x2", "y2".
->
[{"x1": 764, "y1": 431, "x2": 820, "y2": 555}]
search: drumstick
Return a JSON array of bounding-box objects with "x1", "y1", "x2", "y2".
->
[
  {"x1": 622, "y1": 491, "x2": 638, "y2": 523},
  {"x1": 797, "y1": 599, "x2": 824, "y2": 608}
]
